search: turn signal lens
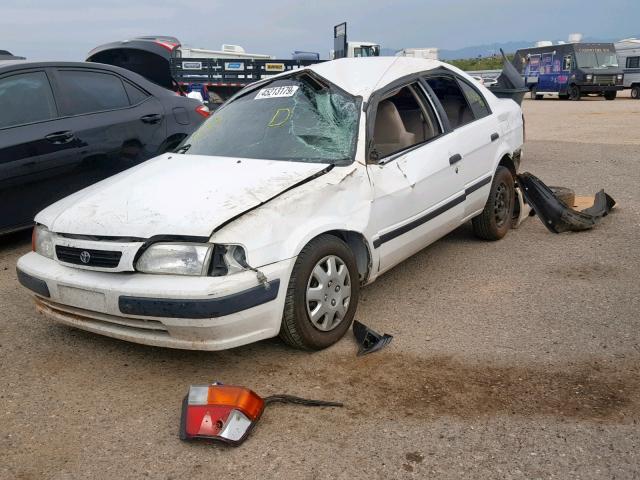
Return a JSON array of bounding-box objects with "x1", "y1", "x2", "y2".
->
[
  {"x1": 180, "y1": 385, "x2": 265, "y2": 445},
  {"x1": 195, "y1": 105, "x2": 210, "y2": 118}
]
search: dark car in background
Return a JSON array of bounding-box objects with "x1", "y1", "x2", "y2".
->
[{"x1": 0, "y1": 61, "x2": 208, "y2": 235}]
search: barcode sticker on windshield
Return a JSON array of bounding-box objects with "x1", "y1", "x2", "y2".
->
[{"x1": 255, "y1": 86, "x2": 299, "y2": 99}]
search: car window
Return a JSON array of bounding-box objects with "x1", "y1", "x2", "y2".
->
[
  {"x1": 373, "y1": 84, "x2": 441, "y2": 158},
  {"x1": 124, "y1": 81, "x2": 149, "y2": 105},
  {"x1": 458, "y1": 79, "x2": 490, "y2": 119},
  {"x1": 58, "y1": 70, "x2": 130, "y2": 115},
  {"x1": 185, "y1": 74, "x2": 360, "y2": 165},
  {"x1": 0, "y1": 71, "x2": 57, "y2": 129},
  {"x1": 563, "y1": 55, "x2": 573, "y2": 71},
  {"x1": 425, "y1": 76, "x2": 475, "y2": 129},
  {"x1": 627, "y1": 56, "x2": 640, "y2": 69}
]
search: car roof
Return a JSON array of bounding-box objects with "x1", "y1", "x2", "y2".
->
[
  {"x1": 0, "y1": 60, "x2": 170, "y2": 96},
  {"x1": 307, "y1": 57, "x2": 452, "y2": 100}
]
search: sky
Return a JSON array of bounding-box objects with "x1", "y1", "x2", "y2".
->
[{"x1": 2, "y1": 0, "x2": 639, "y2": 61}]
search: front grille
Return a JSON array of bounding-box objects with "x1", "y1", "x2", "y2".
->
[
  {"x1": 593, "y1": 74, "x2": 615, "y2": 84},
  {"x1": 55, "y1": 245, "x2": 122, "y2": 268}
]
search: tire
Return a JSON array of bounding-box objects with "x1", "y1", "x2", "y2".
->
[
  {"x1": 549, "y1": 186, "x2": 575, "y2": 207},
  {"x1": 279, "y1": 234, "x2": 360, "y2": 350},
  {"x1": 472, "y1": 166, "x2": 515, "y2": 241},
  {"x1": 631, "y1": 85, "x2": 640, "y2": 99},
  {"x1": 604, "y1": 91, "x2": 617, "y2": 100},
  {"x1": 568, "y1": 84, "x2": 581, "y2": 101},
  {"x1": 531, "y1": 86, "x2": 543, "y2": 100}
]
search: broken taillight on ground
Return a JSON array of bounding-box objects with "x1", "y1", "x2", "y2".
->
[{"x1": 180, "y1": 384, "x2": 342, "y2": 446}]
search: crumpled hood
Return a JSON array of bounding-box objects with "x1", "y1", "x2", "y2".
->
[{"x1": 36, "y1": 153, "x2": 331, "y2": 238}]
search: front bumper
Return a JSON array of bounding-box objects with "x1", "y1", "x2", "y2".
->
[
  {"x1": 17, "y1": 252, "x2": 295, "y2": 350},
  {"x1": 578, "y1": 84, "x2": 624, "y2": 92}
]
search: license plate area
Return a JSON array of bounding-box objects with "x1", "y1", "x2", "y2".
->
[{"x1": 58, "y1": 286, "x2": 106, "y2": 311}]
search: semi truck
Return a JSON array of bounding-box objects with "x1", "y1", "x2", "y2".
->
[{"x1": 87, "y1": 23, "x2": 380, "y2": 107}]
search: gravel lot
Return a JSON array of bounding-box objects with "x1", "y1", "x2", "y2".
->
[{"x1": 2, "y1": 92, "x2": 639, "y2": 480}]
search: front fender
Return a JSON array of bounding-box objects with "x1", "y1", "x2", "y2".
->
[{"x1": 209, "y1": 163, "x2": 373, "y2": 268}]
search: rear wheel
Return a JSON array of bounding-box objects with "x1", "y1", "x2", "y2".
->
[
  {"x1": 569, "y1": 84, "x2": 581, "y2": 101},
  {"x1": 531, "y1": 86, "x2": 543, "y2": 100},
  {"x1": 631, "y1": 85, "x2": 640, "y2": 99},
  {"x1": 604, "y1": 91, "x2": 617, "y2": 100},
  {"x1": 280, "y1": 234, "x2": 360, "y2": 350},
  {"x1": 472, "y1": 166, "x2": 515, "y2": 241}
]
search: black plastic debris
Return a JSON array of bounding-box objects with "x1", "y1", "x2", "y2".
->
[
  {"x1": 517, "y1": 172, "x2": 616, "y2": 233},
  {"x1": 353, "y1": 320, "x2": 393, "y2": 356}
]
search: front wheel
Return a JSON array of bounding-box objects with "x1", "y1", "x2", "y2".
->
[
  {"x1": 569, "y1": 85, "x2": 581, "y2": 101},
  {"x1": 280, "y1": 234, "x2": 360, "y2": 350},
  {"x1": 604, "y1": 91, "x2": 617, "y2": 100},
  {"x1": 630, "y1": 85, "x2": 640, "y2": 99},
  {"x1": 472, "y1": 166, "x2": 515, "y2": 241}
]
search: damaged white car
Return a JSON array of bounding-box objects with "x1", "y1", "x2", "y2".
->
[{"x1": 17, "y1": 57, "x2": 524, "y2": 351}]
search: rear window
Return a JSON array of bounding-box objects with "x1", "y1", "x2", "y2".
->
[
  {"x1": 58, "y1": 70, "x2": 130, "y2": 115},
  {"x1": 0, "y1": 71, "x2": 57, "y2": 128}
]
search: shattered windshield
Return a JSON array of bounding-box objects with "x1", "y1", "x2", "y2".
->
[
  {"x1": 575, "y1": 49, "x2": 619, "y2": 68},
  {"x1": 184, "y1": 75, "x2": 361, "y2": 165}
]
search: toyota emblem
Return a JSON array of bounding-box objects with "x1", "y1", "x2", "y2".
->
[{"x1": 79, "y1": 251, "x2": 91, "y2": 264}]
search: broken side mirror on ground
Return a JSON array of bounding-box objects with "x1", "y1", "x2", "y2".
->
[
  {"x1": 353, "y1": 320, "x2": 393, "y2": 355},
  {"x1": 180, "y1": 384, "x2": 343, "y2": 446}
]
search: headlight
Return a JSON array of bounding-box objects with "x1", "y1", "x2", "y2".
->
[
  {"x1": 33, "y1": 225, "x2": 54, "y2": 259},
  {"x1": 617, "y1": 74, "x2": 623, "y2": 80},
  {"x1": 586, "y1": 74, "x2": 593, "y2": 81},
  {"x1": 210, "y1": 244, "x2": 248, "y2": 277},
  {"x1": 136, "y1": 243, "x2": 213, "y2": 276}
]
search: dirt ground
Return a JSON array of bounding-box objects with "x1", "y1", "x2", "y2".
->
[{"x1": 1, "y1": 91, "x2": 639, "y2": 480}]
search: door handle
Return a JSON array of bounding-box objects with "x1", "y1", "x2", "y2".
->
[
  {"x1": 490, "y1": 132, "x2": 500, "y2": 142},
  {"x1": 449, "y1": 153, "x2": 462, "y2": 165},
  {"x1": 140, "y1": 113, "x2": 162, "y2": 124},
  {"x1": 45, "y1": 131, "x2": 75, "y2": 144}
]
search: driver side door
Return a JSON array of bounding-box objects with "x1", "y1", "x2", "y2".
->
[{"x1": 367, "y1": 80, "x2": 465, "y2": 274}]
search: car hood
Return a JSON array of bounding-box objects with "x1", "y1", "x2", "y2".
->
[{"x1": 36, "y1": 153, "x2": 331, "y2": 238}]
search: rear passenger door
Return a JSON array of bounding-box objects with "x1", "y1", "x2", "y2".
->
[
  {"x1": 425, "y1": 74, "x2": 500, "y2": 219},
  {"x1": 0, "y1": 69, "x2": 82, "y2": 231},
  {"x1": 51, "y1": 68, "x2": 167, "y2": 187}
]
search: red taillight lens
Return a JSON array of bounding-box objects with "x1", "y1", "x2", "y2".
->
[
  {"x1": 180, "y1": 385, "x2": 264, "y2": 445},
  {"x1": 195, "y1": 105, "x2": 210, "y2": 118},
  {"x1": 31, "y1": 226, "x2": 36, "y2": 252}
]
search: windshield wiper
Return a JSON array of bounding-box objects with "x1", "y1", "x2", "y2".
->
[{"x1": 174, "y1": 144, "x2": 191, "y2": 154}]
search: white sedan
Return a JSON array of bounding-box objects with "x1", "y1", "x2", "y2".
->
[{"x1": 17, "y1": 57, "x2": 524, "y2": 351}]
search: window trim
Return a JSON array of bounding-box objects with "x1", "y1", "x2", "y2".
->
[
  {"x1": 0, "y1": 68, "x2": 59, "y2": 130},
  {"x1": 51, "y1": 68, "x2": 140, "y2": 118}
]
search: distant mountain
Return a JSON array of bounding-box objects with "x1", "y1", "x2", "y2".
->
[{"x1": 380, "y1": 35, "x2": 637, "y2": 60}]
